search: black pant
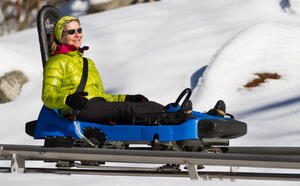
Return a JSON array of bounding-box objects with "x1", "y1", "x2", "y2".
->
[{"x1": 78, "y1": 98, "x2": 164, "y2": 124}]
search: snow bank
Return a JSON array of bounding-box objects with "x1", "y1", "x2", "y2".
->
[{"x1": 193, "y1": 21, "x2": 300, "y2": 112}]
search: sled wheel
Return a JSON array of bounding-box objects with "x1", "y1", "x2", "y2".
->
[
  {"x1": 151, "y1": 135, "x2": 167, "y2": 150},
  {"x1": 83, "y1": 127, "x2": 107, "y2": 148},
  {"x1": 174, "y1": 88, "x2": 192, "y2": 108}
]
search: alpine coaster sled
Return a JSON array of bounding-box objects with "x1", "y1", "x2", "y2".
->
[{"x1": 25, "y1": 5, "x2": 247, "y2": 151}]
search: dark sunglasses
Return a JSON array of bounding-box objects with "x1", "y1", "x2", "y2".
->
[{"x1": 64, "y1": 28, "x2": 82, "y2": 35}]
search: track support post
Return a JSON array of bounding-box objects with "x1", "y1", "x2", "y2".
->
[
  {"x1": 11, "y1": 153, "x2": 25, "y2": 173},
  {"x1": 186, "y1": 163, "x2": 200, "y2": 180},
  {"x1": 230, "y1": 166, "x2": 239, "y2": 172}
]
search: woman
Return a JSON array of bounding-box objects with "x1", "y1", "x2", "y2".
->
[{"x1": 42, "y1": 16, "x2": 164, "y2": 124}]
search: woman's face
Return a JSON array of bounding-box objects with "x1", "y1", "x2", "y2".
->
[{"x1": 61, "y1": 21, "x2": 82, "y2": 49}]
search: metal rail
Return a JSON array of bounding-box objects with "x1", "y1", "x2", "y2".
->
[
  {"x1": 1, "y1": 144, "x2": 300, "y2": 180},
  {"x1": 1, "y1": 167, "x2": 300, "y2": 181},
  {"x1": 224, "y1": 146, "x2": 300, "y2": 155}
]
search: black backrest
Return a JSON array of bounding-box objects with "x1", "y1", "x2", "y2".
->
[{"x1": 37, "y1": 5, "x2": 62, "y2": 69}]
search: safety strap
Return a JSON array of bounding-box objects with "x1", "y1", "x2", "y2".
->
[
  {"x1": 72, "y1": 57, "x2": 88, "y2": 121},
  {"x1": 72, "y1": 57, "x2": 97, "y2": 147},
  {"x1": 72, "y1": 57, "x2": 96, "y2": 147},
  {"x1": 75, "y1": 57, "x2": 88, "y2": 93}
]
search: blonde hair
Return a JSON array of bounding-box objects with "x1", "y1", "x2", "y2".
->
[{"x1": 49, "y1": 19, "x2": 80, "y2": 56}]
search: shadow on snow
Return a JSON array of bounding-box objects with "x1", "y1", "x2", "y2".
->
[
  {"x1": 190, "y1": 65, "x2": 207, "y2": 91},
  {"x1": 237, "y1": 95, "x2": 300, "y2": 119}
]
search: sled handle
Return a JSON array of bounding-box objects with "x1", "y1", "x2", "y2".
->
[{"x1": 174, "y1": 88, "x2": 192, "y2": 107}]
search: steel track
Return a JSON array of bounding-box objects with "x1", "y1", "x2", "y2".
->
[
  {"x1": 1, "y1": 167, "x2": 300, "y2": 181},
  {"x1": 1, "y1": 144, "x2": 300, "y2": 180}
]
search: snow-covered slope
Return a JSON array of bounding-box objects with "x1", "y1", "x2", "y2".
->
[{"x1": 1, "y1": 0, "x2": 300, "y2": 185}]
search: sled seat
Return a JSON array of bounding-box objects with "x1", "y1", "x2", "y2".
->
[{"x1": 25, "y1": 108, "x2": 61, "y2": 137}]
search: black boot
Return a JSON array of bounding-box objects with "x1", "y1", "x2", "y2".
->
[
  {"x1": 180, "y1": 100, "x2": 193, "y2": 114},
  {"x1": 207, "y1": 100, "x2": 226, "y2": 117}
]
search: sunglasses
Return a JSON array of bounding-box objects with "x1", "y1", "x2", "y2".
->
[{"x1": 63, "y1": 28, "x2": 82, "y2": 35}]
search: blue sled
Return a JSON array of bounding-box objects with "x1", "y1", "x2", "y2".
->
[{"x1": 26, "y1": 89, "x2": 247, "y2": 150}]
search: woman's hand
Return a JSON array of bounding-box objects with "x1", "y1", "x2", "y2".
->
[{"x1": 65, "y1": 92, "x2": 88, "y2": 110}]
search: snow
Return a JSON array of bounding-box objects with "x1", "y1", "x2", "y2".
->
[{"x1": 1, "y1": 0, "x2": 300, "y2": 185}]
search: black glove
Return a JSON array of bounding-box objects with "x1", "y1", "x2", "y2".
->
[
  {"x1": 125, "y1": 94, "x2": 149, "y2": 102},
  {"x1": 65, "y1": 92, "x2": 88, "y2": 110}
]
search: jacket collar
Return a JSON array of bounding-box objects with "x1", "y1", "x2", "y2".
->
[{"x1": 54, "y1": 44, "x2": 89, "y2": 55}]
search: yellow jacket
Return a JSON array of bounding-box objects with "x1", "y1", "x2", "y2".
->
[{"x1": 42, "y1": 50, "x2": 126, "y2": 115}]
